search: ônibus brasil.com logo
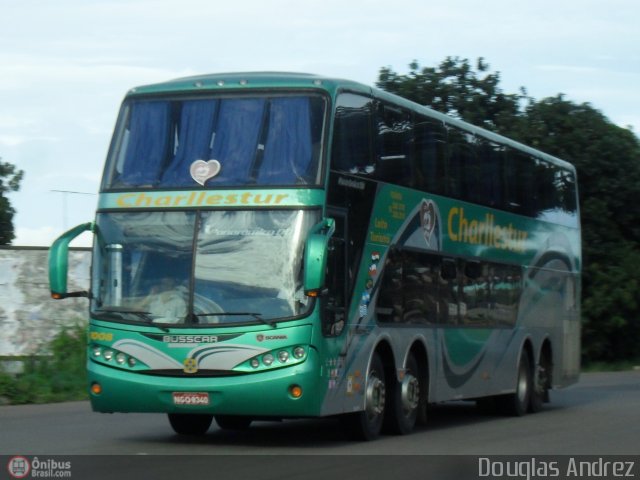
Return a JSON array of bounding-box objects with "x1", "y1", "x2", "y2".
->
[
  {"x1": 7, "y1": 456, "x2": 30, "y2": 478},
  {"x1": 7, "y1": 456, "x2": 72, "y2": 478}
]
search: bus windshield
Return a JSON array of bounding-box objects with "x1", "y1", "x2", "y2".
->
[
  {"x1": 102, "y1": 93, "x2": 326, "y2": 189},
  {"x1": 91, "y1": 209, "x2": 320, "y2": 326}
]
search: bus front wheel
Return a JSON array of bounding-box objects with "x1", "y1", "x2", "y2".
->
[
  {"x1": 341, "y1": 353, "x2": 386, "y2": 440},
  {"x1": 168, "y1": 413, "x2": 213, "y2": 435}
]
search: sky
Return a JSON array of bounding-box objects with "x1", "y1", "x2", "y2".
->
[{"x1": 2, "y1": 0, "x2": 639, "y2": 247}]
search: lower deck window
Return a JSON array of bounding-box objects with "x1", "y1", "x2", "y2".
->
[{"x1": 376, "y1": 250, "x2": 521, "y2": 327}]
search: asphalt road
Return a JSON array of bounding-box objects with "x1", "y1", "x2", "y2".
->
[{"x1": 1, "y1": 371, "x2": 638, "y2": 456}]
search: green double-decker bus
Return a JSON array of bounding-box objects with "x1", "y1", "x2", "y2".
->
[{"x1": 49, "y1": 72, "x2": 581, "y2": 440}]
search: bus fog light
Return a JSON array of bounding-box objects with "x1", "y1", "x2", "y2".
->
[
  {"x1": 289, "y1": 385, "x2": 303, "y2": 398},
  {"x1": 250, "y1": 358, "x2": 260, "y2": 369},
  {"x1": 103, "y1": 349, "x2": 114, "y2": 361},
  {"x1": 262, "y1": 354, "x2": 274, "y2": 366},
  {"x1": 115, "y1": 353, "x2": 126, "y2": 364},
  {"x1": 278, "y1": 351, "x2": 289, "y2": 363},
  {"x1": 293, "y1": 347, "x2": 305, "y2": 359}
]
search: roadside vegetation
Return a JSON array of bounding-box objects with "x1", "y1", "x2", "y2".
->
[{"x1": 0, "y1": 324, "x2": 87, "y2": 405}]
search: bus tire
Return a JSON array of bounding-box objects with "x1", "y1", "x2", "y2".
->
[
  {"x1": 168, "y1": 413, "x2": 213, "y2": 435},
  {"x1": 341, "y1": 353, "x2": 386, "y2": 441},
  {"x1": 387, "y1": 353, "x2": 422, "y2": 434},
  {"x1": 215, "y1": 415, "x2": 252, "y2": 430},
  {"x1": 530, "y1": 352, "x2": 551, "y2": 413},
  {"x1": 499, "y1": 351, "x2": 532, "y2": 417}
]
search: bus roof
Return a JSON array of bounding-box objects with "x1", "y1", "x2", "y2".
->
[
  {"x1": 127, "y1": 72, "x2": 574, "y2": 172},
  {"x1": 128, "y1": 71, "x2": 366, "y2": 96}
]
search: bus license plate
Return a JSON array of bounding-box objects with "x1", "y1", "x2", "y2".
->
[{"x1": 172, "y1": 392, "x2": 210, "y2": 406}]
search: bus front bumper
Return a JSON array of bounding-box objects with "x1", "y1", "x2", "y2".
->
[{"x1": 88, "y1": 349, "x2": 324, "y2": 417}]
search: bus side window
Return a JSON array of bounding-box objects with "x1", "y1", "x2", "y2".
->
[
  {"x1": 375, "y1": 103, "x2": 412, "y2": 186},
  {"x1": 376, "y1": 249, "x2": 403, "y2": 323},
  {"x1": 461, "y1": 261, "x2": 492, "y2": 326},
  {"x1": 439, "y1": 258, "x2": 459, "y2": 325},
  {"x1": 332, "y1": 94, "x2": 375, "y2": 175},
  {"x1": 414, "y1": 116, "x2": 447, "y2": 195}
]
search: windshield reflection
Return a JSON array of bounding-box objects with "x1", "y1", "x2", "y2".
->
[{"x1": 91, "y1": 209, "x2": 319, "y2": 326}]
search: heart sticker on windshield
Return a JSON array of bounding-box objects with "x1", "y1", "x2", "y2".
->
[{"x1": 190, "y1": 160, "x2": 221, "y2": 186}]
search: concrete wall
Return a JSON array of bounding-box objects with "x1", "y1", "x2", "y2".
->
[{"x1": 0, "y1": 247, "x2": 90, "y2": 357}]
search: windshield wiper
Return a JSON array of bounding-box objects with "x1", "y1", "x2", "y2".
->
[
  {"x1": 195, "y1": 312, "x2": 275, "y2": 328},
  {"x1": 94, "y1": 308, "x2": 170, "y2": 332}
]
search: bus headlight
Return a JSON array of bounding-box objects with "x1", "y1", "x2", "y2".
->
[
  {"x1": 238, "y1": 345, "x2": 309, "y2": 372},
  {"x1": 90, "y1": 344, "x2": 143, "y2": 370},
  {"x1": 262, "y1": 354, "x2": 275, "y2": 366}
]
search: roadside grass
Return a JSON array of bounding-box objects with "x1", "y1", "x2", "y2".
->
[
  {"x1": 0, "y1": 324, "x2": 87, "y2": 405},
  {"x1": 581, "y1": 359, "x2": 640, "y2": 373}
]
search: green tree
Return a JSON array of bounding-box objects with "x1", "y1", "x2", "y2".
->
[
  {"x1": 377, "y1": 58, "x2": 640, "y2": 363},
  {"x1": 514, "y1": 96, "x2": 640, "y2": 361},
  {"x1": 0, "y1": 158, "x2": 24, "y2": 245},
  {"x1": 377, "y1": 56, "x2": 527, "y2": 134}
]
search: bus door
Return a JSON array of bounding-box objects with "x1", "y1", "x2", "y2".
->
[{"x1": 322, "y1": 208, "x2": 348, "y2": 337}]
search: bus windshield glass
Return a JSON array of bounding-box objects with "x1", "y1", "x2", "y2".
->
[
  {"x1": 102, "y1": 93, "x2": 326, "y2": 189},
  {"x1": 91, "y1": 209, "x2": 320, "y2": 325}
]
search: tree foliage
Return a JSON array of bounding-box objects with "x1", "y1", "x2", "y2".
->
[
  {"x1": 0, "y1": 158, "x2": 24, "y2": 245},
  {"x1": 377, "y1": 57, "x2": 640, "y2": 362},
  {"x1": 378, "y1": 57, "x2": 526, "y2": 134}
]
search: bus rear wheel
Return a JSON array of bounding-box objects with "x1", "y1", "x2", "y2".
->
[
  {"x1": 386, "y1": 353, "x2": 422, "y2": 435},
  {"x1": 168, "y1": 413, "x2": 213, "y2": 435},
  {"x1": 341, "y1": 353, "x2": 386, "y2": 441},
  {"x1": 530, "y1": 351, "x2": 552, "y2": 413},
  {"x1": 499, "y1": 351, "x2": 532, "y2": 416}
]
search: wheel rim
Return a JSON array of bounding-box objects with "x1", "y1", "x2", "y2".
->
[
  {"x1": 401, "y1": 374, "x2": 420, "y2": 416},
  {"x1": 517, "y1": 361, "x2": 529, "y2": 404},
  {"x1": 365, "y1": 372, "x2": 386, "y2": 420}
]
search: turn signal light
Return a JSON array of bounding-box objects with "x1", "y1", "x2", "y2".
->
[
  {"x1": 91, "y1": 383, "x2": 102, "y2": 395},
  {"x1": 289, "y1": 385, "x2": 303, "y2": 398}
]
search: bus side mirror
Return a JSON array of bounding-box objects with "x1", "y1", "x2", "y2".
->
[
  {"x1": 303, "y1": 218, "x2": 335, "y2": 296},
  {"x1": 49, "y1": 222, "x2": 93, "y2": 300}
]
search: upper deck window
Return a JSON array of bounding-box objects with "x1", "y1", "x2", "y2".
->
[{"x1": 102, "y1": 94, "x2": 326, "y2": 190}]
